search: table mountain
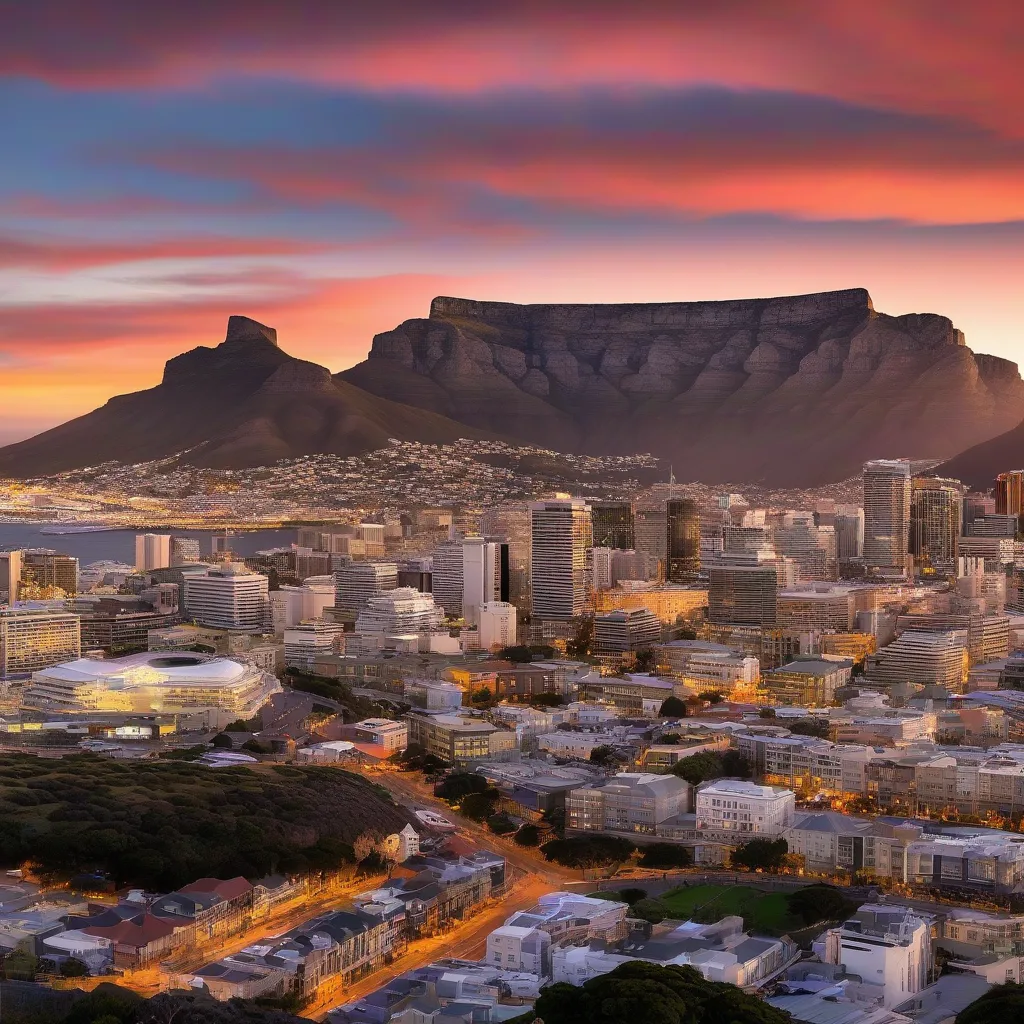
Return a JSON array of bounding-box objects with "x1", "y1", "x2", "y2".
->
[
  {"x1": 339, "y1": 289, "x2": 1024, "y2": 485},
  {"x1": 0, "y1": 315, "x2": 490, "y2": 476}
]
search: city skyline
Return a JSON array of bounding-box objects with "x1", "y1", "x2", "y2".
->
[{"x1": 3, "y1": 2, "x2": 1024, "y2": 444}]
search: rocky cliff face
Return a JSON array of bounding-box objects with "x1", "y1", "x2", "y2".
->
[{"x1": 340, "y1": 289, "x2": 1024, "y2": 485}]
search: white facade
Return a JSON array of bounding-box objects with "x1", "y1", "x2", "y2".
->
[
  {"x1": 567, "y1": 772, "x2": 691, "y2": 834},
  {"x1": 135, "y1": 533, "x2": 171, "y2": 572},
  {"x1": 695, "y1": 779, "x2": 796, "y2": 839},
  {"x1": 283, "y1": 618, "x2": 345, "y2": 669},
  {"x1": 353, "y1": 717, "x2": 408, "y2": 752},
  {"x1": 183, "y1": 562, "x2": 269, "y2": 631},
  {"x1": 487, "y1": 925, "x2": 551, "y2": 976},
  {"x1": 590, "y1": 547, "x2": 614, "y2": 592},
  {"x1": 538, "y1": 731, "x2": 613, "y2": 760},
  {"x1": 478, "y1": 601, "x2": 517, "y2": 650},
  {"x1": 355, "y1": 587, "x2": 444, "y2": 635},
  {"x1": 463, "y1": 537, "x2": 501, "y2": 625},
  {"x1": 822, "y1": 906, "x2": 930, "y2": 1008},
  {"x1": 334, "y1": 562, "x2": 398, "y2": 614},
  {"x1": 863, "y1": 460, "x2": 912, "y2": 574},
  {"x1": 531, "y1": 499, "x2": 593, "y2": 622},
  {"x1": 270, "y1": 578, "x2": 335, "y2": 631}
]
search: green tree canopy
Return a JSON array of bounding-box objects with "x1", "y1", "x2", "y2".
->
[
  {"x1": 787, "y1": 884, "x2": 856, "y2": 926},
  {"x1": 541, "y1": 835, "x2": 636, "y2": 869},
  {"x1": 732, "y1": 838, "x2": 789, "y2": 872},
  {"x1": 459, "y1": 790, "x2": 500, "y2": 821},
  {"x1": 671, "y1": 750, "x2": 724, "y2": 785},
  {"x1": 513, "y1": 823, "x2": 540, "y2": 847},
  {"x1": 638, "y1": 843, "x2": 692, "y2": 869},
  {"x1": 659, "y1": 696, "x2": 688, "y2": 718},
  {"x1": 436, "y1": 772, "x2": 489, "y2": 801},
  {"x1": 956, "y1": 982, "x2": 1024, "y2": 1024},
  {"x1": 788, "y1": 717, "x2": 831, "y2": 738}
]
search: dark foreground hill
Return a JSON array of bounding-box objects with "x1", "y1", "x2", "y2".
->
[
  {"x1": 937, "y1": 415, "x2": 1024, "y2": 490},
  {"x1": 341, "y1": 289, "x2": 1024, "y2": 485},
  {"x1": 0, "y1": 315, "x2": 490, "y2": 477}
]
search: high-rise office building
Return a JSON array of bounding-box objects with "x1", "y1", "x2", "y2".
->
[
  {"x1": 834, "y1": 505, "x2": 865, "y2": 559},
  {"x1": 356, "y1": 523, "x2": 387, "y2": 558},
  {"x1": 135, "y1": 534, "x2": 172, "y2": 572},
  {"x1": 183, "y1": 562, "x2": 270, "y2": 631},
  {"x1": 909, "y1": 476, "x2": 963, "y2": 571},
  {"x1": 863, "y1": 460, "x2": 912, "y2": 574},
  {"x1": 995, "y1": 470, "x2": 1024, "y2": 516},
  {"x1": 461, "y1": 537, "x2": 509, "y2": 624},
  {"x1": 334, "y1": 561, "x2": 399, "y2": 616},
  {"x1": 771, "y1": 512, "x2": 836, "y2": 582},
  {"x1": 963, "y1": 494, "x2": 996, "y2": 530},
  {"x1": 666, "y1": 499, "x2": 700, "y2": 582},
  {"x1": 0, "y1": 550, "x2": 23, "y2": 603},
  {"x1": 530, "y1": 499, "x2": 592, "y2": 621},
  {"x1": 431, "y1": 541, "x2": 465, "y2": 617},
  {"x1": 283, "y1": 619, "x2": 345, "y2": 670},
  {"x1": 21, "y1": 550, "x2": 79, "y2": 596},
  {"x1": 0, "y1": 607, "x2": 81, "y2": 680},
  {"x1": 591, "y1": 501, "x2": 635, "y2": 550},
  {"x1": 478, "y1": 602, "x2": 517, "y2": 650},
  {"x1": 479, "y1": 504, "x2": 531, "y2": 613},
  {"x1": 355, "y1": 588, "x2": 445, "y2": 635},
  {"x1": 708, "y1": 549, "x2": 780, "y2": 625}
]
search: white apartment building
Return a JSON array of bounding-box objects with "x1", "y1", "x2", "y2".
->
[
  {"x1": 486, "y1": 925, "x2": 551, "y2": 976},
  {"x1": 567, "y1": 773, "x2": 691, "y2": 835},
  {"x1": 865, "y1": 629, "x2": 970, "y2": 692},
  {"x1": 183, "y1": 562, "x2": 269, "y2": 631},
  {"x1": 334, "y1": 562, "x2": 398, "y2": 614},
  {"x1": 592, "y1": 608, "x2": 661, "y2": 657},
  {"x1": 822, "y1": 905, "x2": 930, "y2": 1007},
  {"x1": 354, "y1": 587, "x2": 444, "y2": 635},
  {"x1": 352, "y1": 718, "x2": 408, "y2": 753},
  {"x1": 863, "y1": 460, "x2": 912, "y2": 575},
  {"x1": 478, "y1": 601, "x2": 517, "y2": 650},
  {"x1": 695, "y1": 780, "x2": 795, "y2": 840},
  {"x1": 356, "y1": 523, "x2": 386, "y2": 558},
  {"x1": 270, "y1": 577, "x2": 335, "y2": 631},
  {"x1": 134, "y1": 533, "x2": 171, "y2": 572},
  {"x1": 283, "y1": 618, "x2": 345, "y2": 669}
]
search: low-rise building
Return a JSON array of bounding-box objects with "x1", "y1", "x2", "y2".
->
[
  {"x1": 765, "y1": 657, "x2": 852, "y2": 706},
  {"x1": 566, "y1": 772, "x2": 691, "y2": 836},
  {"x1": 352, "y1": 718, "x2": 408, "y2": 753},
  {"x1": 405, "y1": 711, "x2": 518, "y2": 767},
  {"x1": 695, "y1": 779, "x2": 795, "y2": 841}
]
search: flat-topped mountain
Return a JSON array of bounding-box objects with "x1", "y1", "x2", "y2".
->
[
  {"x1": 0, "y1": 316, "x2": 490, "y2": 476},
  {"x1": 2, "y1": 292, "x2": 1021, "y2": 485},
  {"x1": 340, "y1": 290, "x2": 1024, "y2": 484}
]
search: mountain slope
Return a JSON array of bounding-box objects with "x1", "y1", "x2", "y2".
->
[
  {"x1": 0, "y1": 316, "x2": 489, "y2": 476},
  {"x1": 936, "y1": 416, "x2": 1024, "y2": 490},
  {"x1": 339, "y1": 290, "x2": 1024, "y2": 485}
]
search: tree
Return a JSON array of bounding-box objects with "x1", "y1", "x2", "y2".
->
[
  {"x1": 720, "y1": 750, "x2": 752, "y2": 779},
  {"x1": 638, "y1": 843, "x2": 692, "y2": 869},
  {"x1": 956, "y1": 982, "x2": 1024, "y2": 1024},
  {"x1": 471, "y1": 685, "x2": 494, "y2": 705},
  {"x1": 436, "y1": 772, "x2": 489, "y2": 801},
  {"x1": 630, "y1": 897, "x2": 670, "y2": 923},
  {"x1": 241, "y1": 738, "x2": 271, "y2": 754},
  {"x1": 514, "y1": 824, "x2": 540, "y2": 847},
  {"x1": 224, "y1": 719, "x2": 251, "y2": 732},
  {"x1": 659, "y1": 733, "x2": 680, "y2": 745},
  {"x1": 618, "y1": 887, "x2": 648, "y2": 904},
  {"x1": 210, "y1": 733, "x2": 234, "y2": 748},
  {"x1": 634, "y1": 648, "x2": 656, "y2": 673},
  {"x1": 2, "y1": 949, "x2": 38, "y2": 979},
  {"x1": 659, "y1": 696, "x2": 688, "y2": 718},
  {"x1": 530, "y1": 692, "x2": 564, "y2": 708},
  {"x1": 590, "y1": 745, "x2": 621, "y2": 767},
  {"x1": 534, "y1": 961, "x2": 791, "y2": 1024},
  {"x1": 788, "y1": 717, "x2": 831, "y2": 738},
  {"x1": 759, "y1": 707, "x2": 777, "y2": 718},
  {"x1": 698, "y1": 690, "x2": 725, "y2": 704},
  {"x1": 565, "y1": 614, "x2": 594, "y2": 660},
  {"x1": 60, "y1": 956, "x2": 90, "y2": 977},
  {"x1": 787, "y1": 885, "x2": 855, "y2": 926},
  {"x1": 459, "y1": 791, "x2": 499, "y2": 821},
  {"x1": 671, "y1": 751, "x2": 724, "y2": 785},
  {"x1": 541, "y1": 835, "x2": 635, "y2": 869},
  {"x1": 487, "y1": 812, "x2": 517, "y2": 835},
  {"x1": 732, "y1": 838, "x2": 788, "y2": 872},
  {"x1": 498, "y1": 645, "x2": 534, "y2": 663}
]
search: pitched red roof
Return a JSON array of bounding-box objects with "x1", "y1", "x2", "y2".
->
[
  {"x1": 83, "y1": 913, "x2": 178, "y2": 948},
  {"x1": 179, "y1": 876, "x2": 253, "y2": 901}
]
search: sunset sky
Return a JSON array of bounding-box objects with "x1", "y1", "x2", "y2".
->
[{"x1": 3, "y1": 1, "x2": 1024, "y2": 444}]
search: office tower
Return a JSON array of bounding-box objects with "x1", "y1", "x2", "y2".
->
[
  {"x1": 21, "y1": 550, "x2": 79, "y2": 595},
  {"x1": 479, "y1": 504, "x2": 531, "y2": 613},
  {"x1": 666, "y1": 499, "x2": 700, "y2": 582},
  {"x1": 356, "y1": 523, "x2": 386, "y2": 558},
  {"x1": 293, "y1": 546, "x2": 332, "y2": 581},
  {"x1": 591, "y1": 501, "x2": 634, "y2": 549},
  {"x1": 634, "y1": 502, "x2": 668, "y2": 577},
  {"x1": 334, "y1": 561, "x2": 399, "y2": 616},
  {"x1": 296, "y1": 527, "x2": 323, "y2": 550},
  {"x1": 170, "y1": 536, "x2": 201, "y2": 566},
  {"x1": 182, "y1": 562, "x2": 270, "y2": 631},
  {"x1": 833, "y1": 505, "x2": 865, "y2": 559},
  {"x1": 530, "y1": 498, "x2": 593, "y2": 621},
  {"x1": 909, "y1": 476, "x2": 963, "y2": 571},
  {"x1": 963, "y1": 493, "x2": 996, "y2": 530},
  {"x1": 591, "y1": 547, "x2": 614, "y2": 592},
  {"x1": 431, "y1": 541, "x2": 465, "y2": 617},
  {"x1": 0, "y1": 607, "x2": 81, "y2": 680},
  {"x1": 771, "y1": 512, "x2": 836, "y2": 581},
  {"x1": 863, "y1": 460, "x2": 912, "y2": 574},
  {"x1": 283, "y1": 619, "x2": 345, "y2": 670},
  {"x1": 0, "y1": 550, "x2": 23, "y2": 603},
  {"x1": 967, "y1": 514, "x2": 1018, "y2": 538},
  {"x1": 478, "y1": 602, "x2": 517, "y2": 650},
  {"x1": 592, "y1": 608, "x2": 661, "y2": 657},
  {"x1": 864, "y1": 629, "x2": 969, "y2": 692},
  {"x1": 355, "y1": 588, "x2": 445, "y2": 634},
  {"x1": 708, "y1": 549, "x2": 780, "y2": 625},
  {"x1": 995, "y1": 470, "x2": 1024, "y2": 516},
  {"x1": 211, "y1": 534, "x2": 232, "y2": 557},
  {"x1": 135, "y1": 533, "x2": 172, "y2": 572},
  {"x1": 270, "y1": 578, "x2": 336, "y2": 631},
  {"x1": 462, "y1": 537, "x2": 493, "y2": 624}
]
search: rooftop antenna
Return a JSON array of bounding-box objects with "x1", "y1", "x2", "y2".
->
[{"x1": 669, "y1": 464, "x2": 676, "y2": 486}]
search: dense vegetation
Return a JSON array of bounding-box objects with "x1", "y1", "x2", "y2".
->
[
  {"x1": 534, "y1": 961, "x2": 790, "y2": 1024},
  {"x1": 787, "y1": 717, "x2": 832, "y2": 739},
  {"x1": 638, "y1": 843, "x2": 692, "y2": 869},
  {"x1": 280, "y1": 670, "x2": 386, "y2": 721},
  {"x1": 957, "y1": 982, "x2": 1024, "y2": 1024},
  {"x1": 0, "y1": 753, "x2": 410, "y2": 890},
  {"x1": 670, "y1": 749, "x2": 751, "y2": 784},
  {"x1": 731, "y1": 838, "x2": 789, "y2": 871},
  {"x1": 540, "y1": 835, "x2": 635, "y2": 869},
  {"x1": 787, "y1": 884, "x2": 856, "y2": 926}
]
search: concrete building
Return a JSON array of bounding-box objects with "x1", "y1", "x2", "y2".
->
[
  {"x1": 462, "y1": 537, "x2": 508, "y2": 625},
  {"x1": 566, "y1": 772, "x2": 691, "y2": 835},
  {"x1": 477, "y1": 601, "x2": 517, "y2": 651},
  {"x1": 283, "y1": 619, "x2": 345, "y2": 669},
  {"x1": 865, "y1": 629, "x2": 970, "y2": 692},
  {"x1": 592, "y1": 608, "x2": 661, "y2": 659},
  {"x1": 695, "y1": 780, "x2": 795, "y2": 840},
  {"x1": 995, "y1": 470, "x2": 1024, "y2": 517},
  {"x1": 134, "y1": 534, "x2": 171, "y2": 572},
  {"x1": 486, "y1": 925, "x2": 551, "y2": 976},
  {"x1": 270, "y1": 578, "x2": 335, "y2": 631},
  {"x1": 772, "y1": 512, "x2": 837, "y2": 582},
  {"x1": 355, "y1": 588, "x2": 445, "y2": 635},
  {"x1": 595, "y1": 583, "x2": 708, "y2": 623},
  {"x1": 0, "y1": 607, "x2": 81, "y2": 680},
  {"x1": 666, "y1": 499, "x2": 700, "y2": 582},
  {"x1": 352, "y1": 718, "x2": 408, "y2": 753},
  {"x1": 910, "y1": 477, "x2": 963, "y2": 572},
  {"x1": 766, "y1": 657, "x2": 853, "y2": 705},
  {"x1": 356, "y1": 523, "x2": 386, "y2": 558},
  {"x1": 822, "y1": 905, "x2": 931, "y2": 1007},
  {"x1": 430, "y1": 541, "x2": 465, "y2": 617},
  {"x1": 708, "y1": 549, "x2": 781, "y2": 625},
  {"x1": 894, "y1": 613, "x2": 1010, "y2": 667},
  {"x1": 654, "y1": 639, "x2": 760, "y2": 699},
  {"x1": 777, "y1": 584, "x2": 877, "y2": 632},
  {"x1": 21, "y1": 550, "x2": 79, "y2": 595},
  {"x1": 183, "y1": 562, "x2": 269, "y2": 631},
  {"x1": 334, "y1": 562, "x2": 398, "y2": 615},
  {"x1": 531, "y1": 498, "x2": 592, "y2": 622},
  {"x1": 405, "y1": 711, "x2": 518, "y2": 767},
  {"x1": 0, "y1": 550, "x2": 23, "y2": 603},
  {"x1": 863, "y1": 460, "x2": 912, "y2": 575},
  {"x1": 834, "y1": 505, "x2": 865, "y2": 559}
]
